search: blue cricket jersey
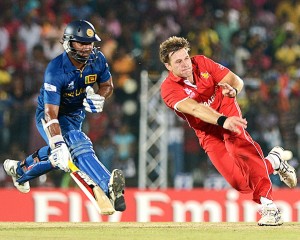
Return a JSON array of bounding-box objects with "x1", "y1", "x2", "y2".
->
[{"x1": 37, "y1": 50, "x2": 111, "y2": 117}]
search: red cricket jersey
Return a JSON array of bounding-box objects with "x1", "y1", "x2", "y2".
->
[{"x1": 161, "y1": 55, "x2": 230, "y2": 131}]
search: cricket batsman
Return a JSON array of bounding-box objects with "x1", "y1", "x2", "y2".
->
[{"x1": 3, "y1": 19, "x2": 126, "y2": 212}]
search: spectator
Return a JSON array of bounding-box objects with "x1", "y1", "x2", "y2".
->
[
  {"x1": 112, "y1": 124, "x2": 136, "y2": 178},
  {"x1": 153, "y1": 14, "x2": 181, "y2": 42},
  {"x1": 275, "y1": 32, "x2": 300, "y2": 66},
  {"x1": 0, "y1": 18, "x2": 9, "y2": 54},
  {"x1": 66, "y1": 0, "x2": 93, "y2": 20},
  {"x1": 95, "y1": 136, "x2": 116, "y2": 172},
  {"x1": 18, "y1": 14, "x2": 42, "y2": 56}
]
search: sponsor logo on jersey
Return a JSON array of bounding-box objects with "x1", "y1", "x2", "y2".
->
[
  {"x1": 203, "y1": 93, "x2": 216, "y2": 107},
  {"x1": 203, "y1": 86, "x2": 218, "y2": 107},
  {"x1": 44, "y1": 83, "x2": 57, "y2": 92},
  {"x1": 183, "y1": 88, "x2": 195, "y2": 98},
  {"x1": 85, "y1": 74, "x2": 97, "y2": 84},
  {"x1": 63, "y1": 87, "x2": 85, "y2": 98}
]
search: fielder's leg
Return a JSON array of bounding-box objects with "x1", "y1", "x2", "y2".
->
[
  {"x1": 64, "y1": 130, "x2": 126, "y2": 211},
  {"x1": 266, "y1": 146, "x2": 297, "y2": 188},
  {"x1": 3, "y1": 146, "x2": 54, "y2": 193}
]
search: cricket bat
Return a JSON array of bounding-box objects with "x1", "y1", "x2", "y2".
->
[
  {"x1": 68, "y1": 160, "x2": 115, "y2": 215},
  {"x1": 41, "y1": 119, "x2": 115, "y2": 215}
]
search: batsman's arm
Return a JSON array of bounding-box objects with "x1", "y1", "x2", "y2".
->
[
  {"x1": 44, "y1": 103, "x2": 61, "y2": 137},
  {"x1": 95, "y1": 77, "x2": 114, "y2": 99},
  {"x1": 83, "y1": 79, "x2": 114, "y2": 113},
  {"x1": 43, "y1": 103, "x2": 70, "y2": 172}
]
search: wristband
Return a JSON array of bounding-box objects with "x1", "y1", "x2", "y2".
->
[
  {"x1": 217, "y1": 116, "x2": 228, "y2": 127},
  {"x1": 233, "y1": 88, "x2": 238, "y2": 96},
  {"x1": 49, "y1": 135, "x2": 65, "y2": 149},
  {"x1": 44, "y1": 119, "x2": 59, "y2": 128}
]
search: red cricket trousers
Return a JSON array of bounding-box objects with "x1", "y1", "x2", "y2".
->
[{"x1": 195, "y1": 98, "x2": 274, "y2": 204}]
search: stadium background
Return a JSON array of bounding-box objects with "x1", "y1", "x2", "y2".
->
[{"x1": 0, "y1": 0, "x2": 300, "y2": 213}]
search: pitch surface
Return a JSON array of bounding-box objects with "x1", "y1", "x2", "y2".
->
[{"x1": 0, "y1": 222, "x2": 299, "y2": 240}]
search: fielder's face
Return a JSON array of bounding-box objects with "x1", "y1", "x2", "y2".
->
[
  {"x1": 165, "y1": 48, "x2": 193, "y2": 79},
  {"x1": 72, "y1": 41, "x2": 94, "y2": 58}
]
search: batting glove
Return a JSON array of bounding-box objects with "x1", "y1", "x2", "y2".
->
[
  {"x1": 83, "y1": 86, "x2": 105, "y2": 113},
  {"x1": 49, "y1": 135, "x2": 70, "y2": 172}
]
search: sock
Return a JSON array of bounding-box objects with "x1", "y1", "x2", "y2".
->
[
  {"x1": 266, "y1": 154, "x2": 280, "y2": 170},
  {"x1": 260, "y1": 197, "x2": 277, "y2": 208}
]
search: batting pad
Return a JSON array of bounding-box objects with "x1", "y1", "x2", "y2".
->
[{"x1": 64, "y1": 130, "x2": 111, "y2": 194}]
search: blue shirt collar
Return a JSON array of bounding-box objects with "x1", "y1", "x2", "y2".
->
[{"x1": 62, "y1": 52, "x2": 77, "y2": 73}]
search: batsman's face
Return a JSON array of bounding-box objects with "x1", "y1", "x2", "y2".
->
[
  {"x1": 165, "y1": 48, "x2": 192, "y2": 78},
  {"x1": 72, "y1": 41, "x2": 94, "y2": 57}
]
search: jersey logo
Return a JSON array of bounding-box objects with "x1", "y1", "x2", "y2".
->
[
  {"x1": 44, "y1": 83, "x2": 57, "y2": 92},
  {"x1": 203, "y1": 86, "x2": 218, "y2": 107},
  {"x1": 63, "y1": 87, "x2": 85, "y2": 98},
  {"x1": 203, "y1": 93, "x2": 216, "y2": 107},
  {"x1": 85, "y1": 74, "x2": 97, "y2": 84},
  {"x1": 67, "y1": 81, "x2": 74, "y2": 90},
  {"x1": 200, "y1": 72, "x2": 209, "y2": 79},
  {"x1": 184, "y1": 88, "x2": 195, "y2": 98}
]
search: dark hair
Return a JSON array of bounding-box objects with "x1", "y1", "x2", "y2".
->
[{"x1": 159, "y1": 36, "x2": 190, "y2": 63}]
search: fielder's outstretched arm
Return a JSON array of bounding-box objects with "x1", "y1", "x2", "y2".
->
[{"x1": 176, "y1": 98, "x2": 247, "y2": 134}]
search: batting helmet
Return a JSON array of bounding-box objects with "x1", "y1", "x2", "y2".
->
[{"x1": 62, "y1": 20, "x2": 101, "y2": 63}]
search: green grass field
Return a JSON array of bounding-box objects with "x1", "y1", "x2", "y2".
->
[{"x1": 0, "y1": 222, "x2": 300, "y2": 240}]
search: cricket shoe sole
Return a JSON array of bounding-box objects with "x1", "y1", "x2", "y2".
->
[{"x1": 109, "y1": 169, "x2": 126, "y2": 211}]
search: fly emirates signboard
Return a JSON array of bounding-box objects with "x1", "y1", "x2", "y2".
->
[{"x1": 0, "y1": 188, "x2": 299, "y2": 222}]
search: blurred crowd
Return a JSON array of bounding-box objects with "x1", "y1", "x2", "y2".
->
[{"x1": 0, "y1": 0, "x2": 300, "y2": 189}]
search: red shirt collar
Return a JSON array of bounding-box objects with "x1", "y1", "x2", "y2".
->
[{"x1": 167, "y1": 71, "x2": 185, "y2": 82}]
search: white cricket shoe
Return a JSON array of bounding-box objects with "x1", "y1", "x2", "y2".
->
[
  {"x1": 109, "y1": 169, "x2": 126, "y2": 211},
  {"x1": 269, "y1": 146, "x2": 297, "y2": 188},
  {"x1": 3, "y1": 159, "x2": 30, "y2": 193},
  {"x1": 258, "y1": 204, "x2": 283, "y2": 226}
]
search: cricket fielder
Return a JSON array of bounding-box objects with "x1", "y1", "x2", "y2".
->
[
  {"x1": 159, "y1": 36, "x2": 297, "y2": 226},
  {"x1": 4, "y1": 20, "x2": 126, "y2": 212}
]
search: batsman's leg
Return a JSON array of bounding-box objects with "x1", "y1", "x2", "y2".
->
[
  {"x1": 3, "y1": 159, "x2": 30, "y2": 193},
  {"x1": 64, "y1": 130, "x2": 126, "y2": 211},
  {"x1": 3, "y1": 146, "x2": 54, "y2": 193}
]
